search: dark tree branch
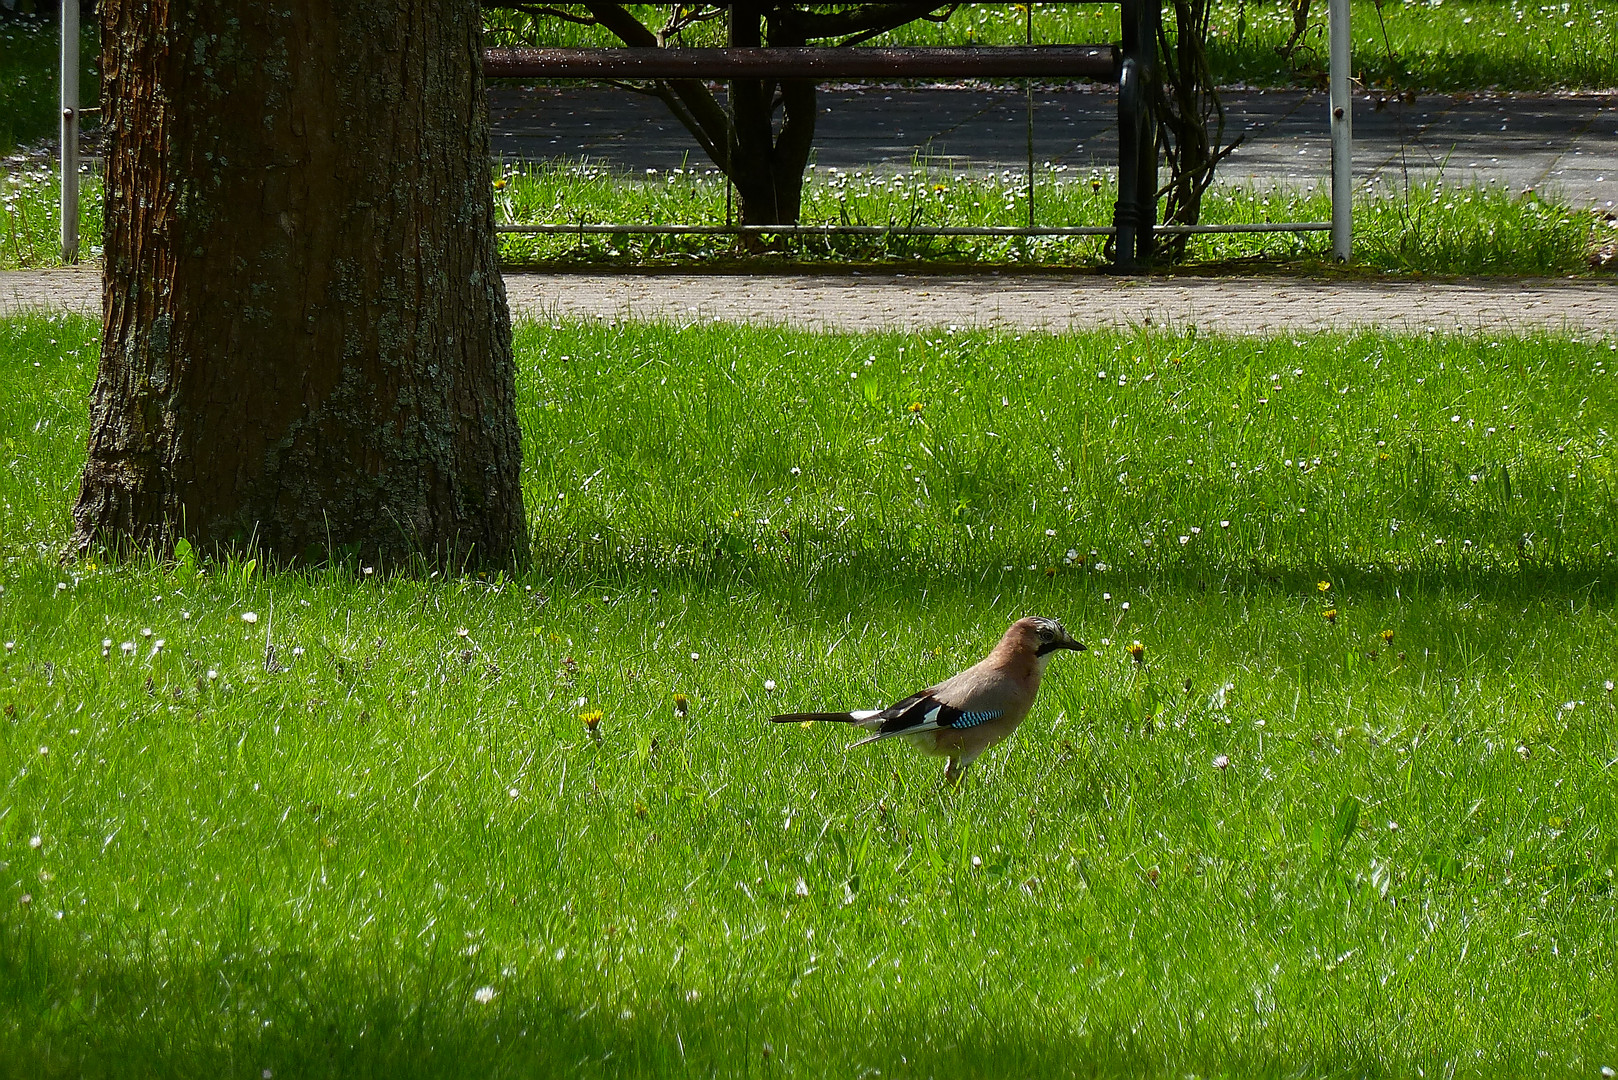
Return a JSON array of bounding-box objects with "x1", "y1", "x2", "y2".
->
[
  {"x1": 484, "y1": 0, "x2": 979, "y2": 230},
  {"x1": 484, "y1": 2, "x2": 602, "y2": 31},
  {"x1": 571, "y1": 2, "x2": 737, "y2": 170},
  {"x1": 579, "y1": 1, "x2": 660, "y2": 46},
  {"x1": 657, "y1": 2, "x2": 728, "y2": 46},
  {"x1": 649, "y1": 83, "x2": 730, "y2": 165},
  {"x1": 774, "y1": 1, "x2": 956, "y2": 44}
]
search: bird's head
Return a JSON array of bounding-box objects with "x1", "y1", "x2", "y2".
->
[{"x1": 1008, "y1": 615, "x2": 1086, "y2": 659}]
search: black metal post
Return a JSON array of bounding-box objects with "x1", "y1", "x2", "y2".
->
[
  {"x1": 1112, "y1": 0, "x2": 1159, "y2": 271},
  {"x1": 1135, "y1": 0, "x2": 1161, "y2": 262}
]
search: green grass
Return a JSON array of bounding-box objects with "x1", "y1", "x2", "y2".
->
[
  {"x1": 0, "y1": 165, "x2": 102, "y2": 269},
  {"x1": 3, "y1": 4, "x2": 1611, "y2": 274},
  {"x1": 3, "y1": 312, "x2": 1618, "y2": 1077},
  {"x1": 1208, "y1": 0, "x2": 1618, "y2": 92},
  {"x1": 496, "y1": 161, "x2": 1599, "y2": 274},
  {"x1": 0, "y1": 14, "x2": 98, "y2": 154},
  {"x1": 7, "y1": 159, "x2": 1597, "y2": 274},
  {"x1": 486, "y1": 0, "x2": 1618, "y2": 91}
]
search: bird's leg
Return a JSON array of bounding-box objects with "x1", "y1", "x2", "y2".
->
[{"x1": 943, "y1": 757, "x2": 966, "y2": 786}]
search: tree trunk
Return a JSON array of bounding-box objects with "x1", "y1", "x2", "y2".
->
[
  {"x1": 75, "y1": 0, "x2": 529, "y2": 570},
  {"x1": 727, "y1": 2, "x2": 816, "y2": 229}
]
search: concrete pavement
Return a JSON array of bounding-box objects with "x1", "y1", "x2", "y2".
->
[{"x1": 8, "y1": 266, "x2": 1615, "y2": 336}]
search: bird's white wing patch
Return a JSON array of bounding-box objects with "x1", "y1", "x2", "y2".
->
[
  {"x1": 922, "y1": 705, "x2": 942, "y2": 726},
  {"x1": 849, "y1": 709, "x2": 882, "y2": 721}
]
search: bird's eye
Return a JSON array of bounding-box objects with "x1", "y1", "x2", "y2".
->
[{"x1": 1038, "y1": 627, "x2": 1054, "y2": 641}]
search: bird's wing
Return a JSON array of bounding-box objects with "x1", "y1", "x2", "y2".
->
[{"x1": 848, "y1": 689, "x2": 1004, "y2": 747}]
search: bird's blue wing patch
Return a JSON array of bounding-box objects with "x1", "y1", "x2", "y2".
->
[
  {"x1": 951, "y1": 709, "x2": 1002, "y2": 729},
  {"x1": 872, "y1": 697, "x2": 1001, "y2": 735}
]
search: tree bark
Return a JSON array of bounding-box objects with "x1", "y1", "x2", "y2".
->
[
  {"x1": 75, "y1": 0, "x2": 529, "y2": 570},
  {"x1": 727, "y1": 2, "x2": 817, "y2": 229}
]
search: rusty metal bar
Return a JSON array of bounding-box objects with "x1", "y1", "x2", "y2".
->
[
  {"x1": 493, "y1": 221, "x2": 1331, "y2": 237},
  {"x1": 1157, "y1": 222, "x2": 1331, "y2": 234},
  {"x1": 484, "y1": 45, "x2": 1119, "y2": 81},
  {"x1": 516, "y1": 1, "x2": 1120, "y2": 5}
]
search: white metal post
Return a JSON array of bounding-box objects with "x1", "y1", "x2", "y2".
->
[
  {"x1": 61, "y1": 0, "x2": 80, "y2": 264},
  {"x1": 1328, "y1": 0, "x2": 1351, "y2": 262}
]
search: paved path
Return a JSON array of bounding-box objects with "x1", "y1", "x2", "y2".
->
[
  {"x1": 492, "y1": 86, "x2": 1618, "y2": 207},
  {"x1": 9, "y1": 267, "x2": 1615, "y2": 336}
]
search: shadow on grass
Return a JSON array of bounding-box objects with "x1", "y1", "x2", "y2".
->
[
  {"x1": 0, "y1": 919, "x2": 1438, "y2": 1080},
  {"x1": 520, "y1": 531, "x2": 1617, "y2": 608}
]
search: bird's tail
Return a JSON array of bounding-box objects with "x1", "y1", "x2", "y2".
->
[{"x1": 770, "y1": 711, "x2": 867, "y2": 724}]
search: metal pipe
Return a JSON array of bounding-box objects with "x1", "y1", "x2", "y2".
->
[
  {"x1": 1025, "y1": 0, "x2": 1035, "y2": 231},
  {"x1": 1329, "y1": 0, "x2": 1352, "y2": 262},
  {"x1": 60, "y1": 0, "x2": 79, "y2": 265},
  {"x1": 504, "y1": 1, "x2": 1125, "y2": 4},
  {"x1": 1158, "y1": 222, "x2": 1331, "y2": 234},
  {"x1": 484, "y1": 46, "x2": 1119, "y2": 81},
  {"x1": 498, "y1": 224, "x2": 1118, "y2": 236},
  {"x1": 494, "y1": 221, "x2": 1331, "y2": 236}
]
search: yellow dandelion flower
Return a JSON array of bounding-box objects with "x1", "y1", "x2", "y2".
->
[
  {"x1": 1128, "y1": 641, "x2": 1145, "y2": 663},
  {"x1": 1318, "y1": 580, "x2": 1331, "y2": 592},
  {"x1": 1380, "y1": 629, "x2": 1394, "y2": 644},
  {"x1": 1323, "y1": 609, "x2": 1338, "y2": 624}
]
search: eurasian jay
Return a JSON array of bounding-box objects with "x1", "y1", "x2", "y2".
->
[{"x1": 771, "y1": 616, "x2": 1085, "y2": 784}]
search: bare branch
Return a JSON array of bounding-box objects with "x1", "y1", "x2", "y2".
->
[
  {"x1": 833, "y1": 3, "x2": 961, "y2": 47},
  {"x1": 648, "y1": 83, "x2": 729, "y2": 166},
  {"x1": 658, "y1": 3, "x2": 729, "y2": 46},
  {"x1": 579, "y1": 1, "x2": 661, "y2": 47},
  {"x1": 772, "y1": 2, "x2": 957, "y2": 45},
  {"x1": 485, "y1": 2, "x2": 600, "y2": 26},
  {"x1": 1153, "y1": 0, "x2": 1243, "y2": 255}
]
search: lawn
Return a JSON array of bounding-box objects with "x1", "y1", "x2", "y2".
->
[
  {"x1": 491, "y1": 164, "x2": 1599, "y2": 274},
  {"x1": 0, "y1": 14, "x2": 98, "y2": 155},
  {"x1": 3, "y1": 4, "x2": 1615, "y2": 275},
  {"x1": 3, "y1": 161, "x2": 1601, "y2": 274},
  {"x1": 486, "y1": 0, "x2": 1618, "y2": 92},
  {"x1": 2, "y1": 312, "x2": 1616, "y2": 1077}
]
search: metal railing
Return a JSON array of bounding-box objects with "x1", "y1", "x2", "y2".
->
[
  {"x1": 485, "y1": 44, "x2": 1120, "y2": 80},
  {"x1": 482, "y1": 0, "x2": 1352, "y2": 265},
  {"x1": 58, "y1": 0, "x2": 1351, "y2": 267},
  {"x1": 60, "y1": 0, "x2": 80, "y2": 264}
]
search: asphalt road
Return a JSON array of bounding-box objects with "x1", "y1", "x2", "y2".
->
[{"x1": 490, "y1": 85, "x2": 1618, "y2": 207}]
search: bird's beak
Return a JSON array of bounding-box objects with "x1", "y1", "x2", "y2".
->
[{"x1": 1060, "y1": 632, "x2": 1086, "y2": 652}]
